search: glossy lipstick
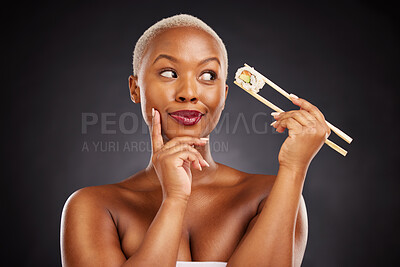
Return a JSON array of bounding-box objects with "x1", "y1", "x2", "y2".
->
[{"x1": 169, "y1": 110, "x2": 204, "y2": 126}]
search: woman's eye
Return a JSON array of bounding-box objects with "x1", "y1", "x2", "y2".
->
[
  {"x1": 160, "y1": 70, "x2": 177, "y2": 78},
  {"x1": 199, "y1": 72, "x2": 216, "y2": 81}
]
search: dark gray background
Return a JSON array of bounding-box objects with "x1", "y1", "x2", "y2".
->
[{"x1": 4, "y1": 0, "x2": 399, "y2": 266}]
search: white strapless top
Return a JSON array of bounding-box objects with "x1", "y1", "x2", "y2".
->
[{"x1": 176, "y1": 261, "x2": 227, "y2": 267}]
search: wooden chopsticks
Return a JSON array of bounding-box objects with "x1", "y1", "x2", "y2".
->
[
  {"x1": 234, "y1": 64, "x2": 351, "y2": 156},
  {"x1": 244, "y1": 63, "x2": 353, "y2": 144}
]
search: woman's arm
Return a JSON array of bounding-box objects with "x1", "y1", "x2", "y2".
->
[
  {"x1": 123, "y1": 197, "x2": 189, "y2": 266},
  {"x1": 61, "y1": 109, "x2": 209, "y2": 267},
  {"x1": 60, "y1": 188, "x2": 189, "y2": 267},
  {"x1": 228, "y1": 96, "x2": 329, "y2": 267},
  {"x1": 227, "y1": 169, "x2": 308, "y2": 267}
]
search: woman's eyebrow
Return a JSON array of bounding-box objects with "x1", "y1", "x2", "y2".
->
[
  {"x1": 153, "y1": 54, "x2": 178, "y2": 65},
  {"x1": 152, "y1": 54, "x2": 220, "y2": 66},
  {"x1": 198, "y1": 57, "x2": 220, "y2": 66}
]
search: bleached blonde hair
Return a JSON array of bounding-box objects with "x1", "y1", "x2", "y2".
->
[{"x1": 132, "y1": 14, "x2": 228, "y2": 79}]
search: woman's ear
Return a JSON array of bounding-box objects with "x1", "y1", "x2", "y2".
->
[
  {"x1": 128, "y1": 75, "x2": 141, "y2": 103},
  {"x1": 222, "y1": 84, "x2": 229, "y2": 110}
]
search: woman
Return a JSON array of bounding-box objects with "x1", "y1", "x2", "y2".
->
[{"x1": 61, "y1": 14, "x2": 330, "y2": 267}]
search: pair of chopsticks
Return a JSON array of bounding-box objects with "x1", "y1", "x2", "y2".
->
[{"x1": 234, "y1": 63, "x2": 352, "y2": 156}]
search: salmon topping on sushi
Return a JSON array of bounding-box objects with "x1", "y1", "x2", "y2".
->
[
  {"x1": 239, "y1": 70, "x2": 252, "y2": 84},
  {"x1": 235, "y1": 66, "x2": 265, "y2": 93}
]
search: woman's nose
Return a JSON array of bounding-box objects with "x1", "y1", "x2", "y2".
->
[{"x1": 175, "y1": 77, "x2": 199, "y2": 103}]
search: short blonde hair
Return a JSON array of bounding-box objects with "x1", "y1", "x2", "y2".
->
[{"x1": 132, "y1": 14, "x2": 228, "y2": 79}]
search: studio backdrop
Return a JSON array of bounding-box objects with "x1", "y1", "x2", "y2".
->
[{"x1": 4, "y1": 1, "x2": 399, "y2": 266}]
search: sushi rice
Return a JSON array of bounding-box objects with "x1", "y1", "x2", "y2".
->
[{"x1": 235, "y1": 66, "x2": 265, "y2": 93}]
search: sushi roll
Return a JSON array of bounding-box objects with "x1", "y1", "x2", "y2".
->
[{"x1": 235, "y1": 66, "x2": 265, "y2": 93}]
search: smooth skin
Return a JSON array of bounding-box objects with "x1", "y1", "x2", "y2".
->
[{"x1": 61, "y1": 26, "x2": 330, "y2": 267}]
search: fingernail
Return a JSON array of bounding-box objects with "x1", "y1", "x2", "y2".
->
[
  {"x1": 152, "y1": 108, "x2": 155, "y2": 117},
  {"x1": 200, "y1": 137, "x2": 209, "y2": 141},
  {"x1": 202, "y1": 159, "x2": 210, "y2": 167},
  {"x1": 270, "y1": 121, "x2": 277, "y2": 126},
  {"x1": 199, "y1": 163, "x2": 202, "y2": 171},
  {"x1": 271, "y1": 112, "x2": 281, "y2": 117},
  {"x1": 289, "y1": 93, "x2": 299, "y2": 100}
]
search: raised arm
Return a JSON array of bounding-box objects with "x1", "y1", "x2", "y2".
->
[
  {"x1": 60, "y1": 109, "x2": 209, "y2": 267},
  {"x1": 228, "y1": 96, "x2": 329, "y2": 267}
]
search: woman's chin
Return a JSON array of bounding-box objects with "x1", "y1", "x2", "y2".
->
[{"x1": 162, "y1": 128, "x2": 203, "y2": 140}]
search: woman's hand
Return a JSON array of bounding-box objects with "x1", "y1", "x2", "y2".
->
[
  {"x1": 271, "y1": 95, "x2": 331, "y2": 174},
  {"x1": 151, "y1": 108, "x2": 209, "y2": 201}
]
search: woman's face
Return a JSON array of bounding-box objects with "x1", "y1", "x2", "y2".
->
[{"x1": 130, "y1": 27, "x2": 228, "y2": 140}]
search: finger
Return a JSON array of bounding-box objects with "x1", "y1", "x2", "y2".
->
[
  {"x1": 274, "y1": 110, "x2": 317, "y2": 127},
  {"x1": 273, "y1": 111, "x2": 328, "y2": 138},
  {"x1": 163, "y1": 143, "x2": 202, "y2": 158},
  {"x1": 162, "y1": 144, "x2": 209, "y2": 168},
  {"x1": 151, "y1": 108, "x2": 164, "y2": 153},
  {"x1": 180, "y1": 152, "x2": 202, "y2": 171},
  {"x1": 276, "y1": 117, "x2": 303, "y2": 135},
  {"x1": 163, "y1": 136, "x2": 208, "y2": 150},
  {"x1": 290, "y1": 96, "x2": 326, "y2": 124},
  {"x1": 290, "y1": 96, "x2": 330, "y2": 135},
  {"x1": 170, "y1": 150, "x2": 202, "y2": 171}
]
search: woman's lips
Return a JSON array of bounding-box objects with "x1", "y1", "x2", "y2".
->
[{"x1": 169, "y1": 110, "x2": 204, "y2": 126}]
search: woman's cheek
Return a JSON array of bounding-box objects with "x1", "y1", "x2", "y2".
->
[
  {"x1": 204, "y1": 96, "x2": 225, "y2": 130},
  {"x1": 141, "y1": 89, "x2": 162, "y2": 126}
]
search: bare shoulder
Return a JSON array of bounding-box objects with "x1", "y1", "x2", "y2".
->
[
  {"x1": 243, "y1": 171, "x2": 307, "y2": 215},
  {"x1": 62, "y1": 183, "x2": 122, "y2": 215},
  {"x1": 220, "y1": 163, "x2": 275, "y2": 190},
  {"x1": 217, "y1": 163, "x2": 306, "y2": 213},
  {"x1": 61, "y1": 173, "x2": 152, "y2": 236},
  {"x1": 60, "y1": 175, "x2": 149, "y2": 267},
  {"x1": 62, "y1": 168, "x2": 152, "y2": 214},
  {"x1": 215, "y1": 163, "x2": 277, "y2": 208}
]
